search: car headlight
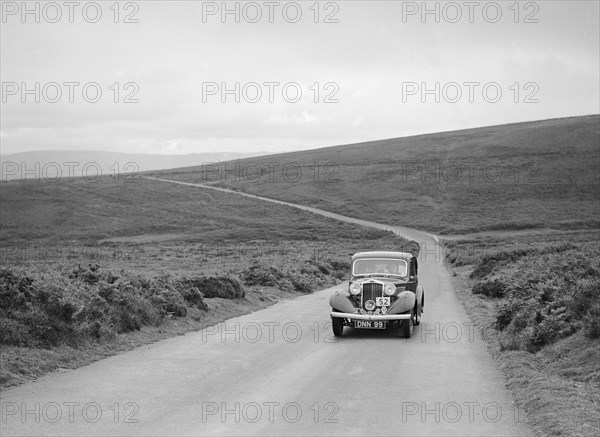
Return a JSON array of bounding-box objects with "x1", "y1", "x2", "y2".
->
[
  {"x1": 349, "y1": 282, "x2": 362, "y2": 295},
  {"x1": 365, "y1": 300, "x2": 376, "y2": 311},
  {"x1": 384, "y1": 283, "x2": 396, "y2": 296}
]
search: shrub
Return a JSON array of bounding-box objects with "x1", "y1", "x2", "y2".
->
[
  {"x1": 525, "y1": 306, "x2": 572, "y2": 351},
  {"x1": 470, "y1": 262, "x2": 495, "y2": 279},
  {"x1": 329, "y1": 260, "x2": 350, "y2": 271},
  {"x1": 291, "y1": 277, "x2": 312, "y2": 293},
  {"x1": 583, "y1": 301, "x2": 600, "y2": 339},
  {"x1": 178, "y1": 286, "x2": 209, "y2": 311},
  {"x1": 468, "y1": 246, "x2": 577, "y2": 280},
  {"x1": 315, "y1": 263, "x2": 330, "y2": 275},
  {"x1": 0, "y1": 265, "x2": 216, "y2": 348},
  {"x1": 0, "y1": 271, "x2": 32, "y2": 310},
  {"x1": 69, "y1": 264, "x2": 101, "y2": 285},
  {"x1": 0, "y1": 317, "x2": 30, "y2": 346},
  {"x1": 241, "y1": 263, "x2": 284, "y2": 287},
  {"x1": 498, "y1": 328, "x2": 522, "y2": 351},
  {"x1": 183, "y1": 276, "x2": 245, "y2": 299},
  {"x1": 495, "y1": 300, "x2": 516, "y2": 330},
  {"x1": 466, "y1": 242, "x2": 600, "y2": 351},
  {"x1": 566, "y1": 278, "x2": 599, "y2": 317},
  {"x1": 472, "y1": 279, "x2": 506, "y2": 298}
]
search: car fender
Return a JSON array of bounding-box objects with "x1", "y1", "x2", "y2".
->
[
  {"x1": 388, "y1": 291, "x2": 415, "y2": 314},
  {"x1": 329, "y1": 291, "x2": 356, "y2": 313}
]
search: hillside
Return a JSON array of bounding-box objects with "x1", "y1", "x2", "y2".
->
[{"x1": 152, "y1": 115, "x2": 600, "y2": 234}]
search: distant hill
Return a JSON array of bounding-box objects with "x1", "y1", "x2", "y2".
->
[
  {"x1": 151, "y1": 115, "x2": 600, "y2": 234},
  {"x1": 0, "y1": 150, "x2": 270, "y2": 182}
]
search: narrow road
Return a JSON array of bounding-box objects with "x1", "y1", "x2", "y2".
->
[{"x1": 1, "y1": 177, "x2": 533, "y2": 436}]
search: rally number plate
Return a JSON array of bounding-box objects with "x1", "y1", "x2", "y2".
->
[{"x1": 376, "y1": 297, "x2": 390, "y2": 307}]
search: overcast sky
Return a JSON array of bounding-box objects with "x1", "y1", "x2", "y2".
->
[{"x1": 1, "y1": 0, "x2": 598, "y2": 155}]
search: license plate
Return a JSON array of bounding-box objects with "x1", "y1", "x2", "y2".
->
[
  {"x1": 354, "y1": 320, "x2": 386, "y2": 329},
  {"x1": 376, "y1": 297, "x2": 390, "y2": 307}
]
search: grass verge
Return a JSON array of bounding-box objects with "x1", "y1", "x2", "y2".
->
[{"x1": 444, "y1": 229, "x2": 600, "y2": 437}]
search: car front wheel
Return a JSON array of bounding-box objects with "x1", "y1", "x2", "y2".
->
[
  {"x1": 332, "y1": 317, "x2": 344, "y2": 337},
  {"x1": 414, "y1": 302, "x2": 421, "y2": 326}
]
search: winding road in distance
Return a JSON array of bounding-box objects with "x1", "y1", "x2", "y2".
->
[{"x1": 0, "y1": 177, "x2": 533, "y2": 436}]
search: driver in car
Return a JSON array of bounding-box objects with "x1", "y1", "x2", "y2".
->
[{"x1": 376, "y1": 264, "x2": 391, "y2": 274}]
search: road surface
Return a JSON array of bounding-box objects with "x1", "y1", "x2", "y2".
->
[{"x1": 0, "y1": 177, "x2": 533, "y2": 436}]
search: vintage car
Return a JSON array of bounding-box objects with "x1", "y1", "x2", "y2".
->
[{"x1": 329, "y1": 251, "x2": 424, "y2": 338}]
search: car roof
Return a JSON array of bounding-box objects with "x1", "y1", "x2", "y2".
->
[{"x1": 352, "y1": 251, "x2": 414, "y2": 261}]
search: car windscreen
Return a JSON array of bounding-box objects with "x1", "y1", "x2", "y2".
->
[{"x1": 352, "y1": 258, "x2": 408, "y2": 277}]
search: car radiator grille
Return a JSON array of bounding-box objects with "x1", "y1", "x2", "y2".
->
[{"x1": 362, "y1": 283, "x2": 383, "y2": 309}]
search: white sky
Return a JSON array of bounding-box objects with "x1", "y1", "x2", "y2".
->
[{"x1": 1, "y1": 0, "x2": 599, "y2": 155}]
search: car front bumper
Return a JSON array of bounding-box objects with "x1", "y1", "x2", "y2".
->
[{"x1": 330, "y1": 312, "x2": 411, "y2": 321}]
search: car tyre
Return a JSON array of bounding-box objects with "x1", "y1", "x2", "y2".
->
[
  {"x1": 402, "y1": 311, "x2": 414, "y2": 338},
  {"x1": 414, "y1": 302, "x2": 421, "y2": 326},
  {"x1": 332, "y1": 317, "x2": 344, "y2": 337}
]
